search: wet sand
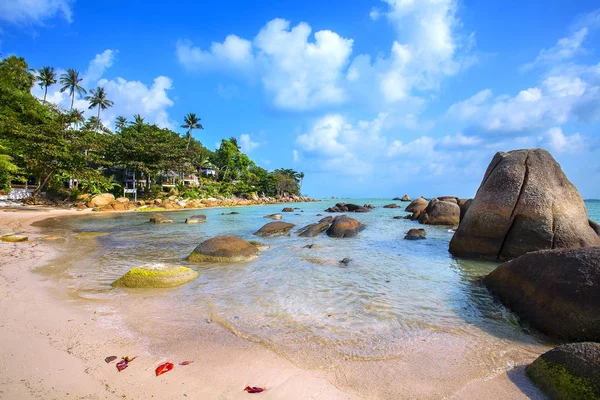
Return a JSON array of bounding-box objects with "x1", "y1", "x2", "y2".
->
[{"x1": 0, "y1": 207, "x2": 548, "y2": 399}]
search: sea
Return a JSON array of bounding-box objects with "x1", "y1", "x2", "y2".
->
[{"x1": 37, "y1": 198, "x2": 600, "y2": 388}]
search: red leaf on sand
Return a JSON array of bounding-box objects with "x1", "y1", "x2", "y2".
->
[
  {"x1": 179, "y1": 361, "x2": 194, "y2": 366},
  {"x1": 116, "y1": 360, "x2": 129, "y2": 372},
  {"x1": 244, "y1": 386, "x2": 265, "y2": 393},
  {"x1": 155, "y1": 362, "x2": 174, "y2": 376}
]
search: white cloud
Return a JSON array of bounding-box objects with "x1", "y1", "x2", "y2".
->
[
  {"x1": 0, "y1": 0, "x2": 74, "y2": 25},
  {"x1": 447, "y1": 71, "x2": 599, "y2": 133},
  {"x1": 32, "y1": 49, "x2": 176, "y2": 129},
  {"x1": 176, "y1": 36, "x2": 254, "y2": 71},
  {"x1": 292, "y1": 150, "x2": 299, "y2": 163},
  {"x1": 239, "y1": 133, "x2": 260, "y2": 153},
  {"x1": 177, "y1": 18, "x2": 353, "y2": 111},
  {"x1": 523, "y1": 28, "x2": 589, "y2": 70},
  {"x1": 540, "y1": 127, "x2": 585, "y2": 154}
]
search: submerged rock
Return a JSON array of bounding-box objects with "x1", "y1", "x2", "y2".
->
[
  {"x1": 383, "y1": 203, "x2": 401, "y2": 209},
  {"x1": 405, "y1": 228, "x2": 426, "y2": 240},
  {"x1": 149, "y1": 213, "x2": 173, "y2": 224},
  {"x1": 282, "y1": 207, "x2": 294, "y2": 212},
  {"x1": 248, "y1": 240, "x2": 270, "y2": 251},
  {"x1": 264, "y1": 213, "x2": 282, "y2": 220},
  {"x1": 483, "y1": 247, "x2": 600, "y2": 342},
  {"x1": 185, "y1": 214, "x2": 206, "y2": 224},
  {"x1": 187, "y1": 236, "x2": 259, "y2": 263},
  {"x1": 450, "y1": 149, "x2": 600, "y2": 261},
  {"x1": 325, "y1": 203, "x2": 370, "y2": 213},
  {"x1": 527, "y1": 342, "x2": 600, "y2": 400},
  {"x1": 326, "y1": 216, "x2": 365, "y2": 238},
  {"x1": 222, "y1": 211, "x2": 239, "y2": 215},
  {"x1": 419, "y1": 199, "x2": 460, "y2": 226},
  {"x1": 111, "y1": 264, "x2": 199, "y2": 288},
  {"x1": 340, "y1": 258, "x2": 351, "y2": 265},
  {"x1": 254, "y1": 221, "x2": 296, "y2": 237}
]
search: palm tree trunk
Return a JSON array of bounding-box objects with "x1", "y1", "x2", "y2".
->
[
  {"x1": 70, "y1": 93, "x2": 74, "y2": 110},
  {"x1": 186, "y1": 130, "x2": 192, "y2": 151},
  {"x1": 97, "y1": 107, "x2": 101, "y2": 129},
  {"x1": 43, "y1": 86, "x2": 48, "y2": 104}
]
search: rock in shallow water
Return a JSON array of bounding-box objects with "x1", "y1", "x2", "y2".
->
[
  {"x1": 254, "y1": 221, "x2": 296, "y2": 237},
  {"x1": 418, "y1": 199, "x2": 460, "y2": 226},
  {"x1": 149, "y1": 213, "x2": 173, "y2": 224},
  {"x1": 297, "y1": 220, "x2": 331, "y2": 237},
  {"x1": 326, "y1": 216, "x2": 365, "y2": 238},
  {"x1": 187, "y1": 236, "x2": 259, "y2": 263},
  {"x1": 404, "y1": 198, "x2": 428, "y2": 220},
  {"x1": 111, "y1": 264, "x2": 198, "y2": 288},
  {"x1": 450, "y1": 149, "x2": 600, "y2": 261},
  {"x1": 527, "y1": 342, "x2": 600, "y2": 400},
  {"x1": 483, "y1": 247, "x2": 600, "y2": 342},
  {"x1": 185, "y1": 214, "x2": 206, "y2": 224},
  {"x1": 404, "y1": 228, "x2": 426, "y2": 240},
  {"x1": 264, "y1": 213, "x2": 282, "y2": 220}
]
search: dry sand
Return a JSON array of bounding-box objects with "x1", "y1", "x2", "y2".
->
[{"x1": 0, "y1": 207, "x2": 547, "y2": 399}]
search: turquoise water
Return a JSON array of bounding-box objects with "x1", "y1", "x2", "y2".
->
[{"x1": 44, "y1": 197, "x2": 598, "y2": 370}]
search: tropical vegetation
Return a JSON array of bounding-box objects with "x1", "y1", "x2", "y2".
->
[{"x1": 0, "y1": 55, "x2": 304, "y2": 200}]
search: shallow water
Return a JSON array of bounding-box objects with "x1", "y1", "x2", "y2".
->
[{"x1": 36, "y1": 198, "x2": 588, "y2": 373}]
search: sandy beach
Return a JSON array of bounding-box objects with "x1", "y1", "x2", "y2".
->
[{"x1": 0, "y1": 208, "x2": 548, "y2": 400}]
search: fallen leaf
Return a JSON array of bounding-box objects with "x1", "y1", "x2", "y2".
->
[
  {"x1": 105, "y1": 356, "x2": 117, "y2": 363},
  {"x1": 244, "y1": 386, "x2": 265, "y2": 393},
  {"x1": 155, "y1": 362, "x2": 174, "y2": 376},
  {"x1": 116, "y1": 360, "x2": 129, "y2": 372},
  {"x1": 179, "y1": 361, "x2": 194, "y2": 366}
]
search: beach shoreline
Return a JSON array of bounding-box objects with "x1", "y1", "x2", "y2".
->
[{"x1": 0, "y1": 208, "x2": 547, "y2": 399}]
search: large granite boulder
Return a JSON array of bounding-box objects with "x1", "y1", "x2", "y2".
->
[
  {"x1": 253, "y1": 221, "x2": 296, "y2": 237},
  {"x1": 326, "y1": 216, "x2": 365, "y2": 238},
  {"x1": 185, "y1": 214, "x2": 206, "y2": 224},
  {"x1": 419, "y1": 199, "x2": 460, "y2": 226},
  {"x1": 589, "y1": 219, "x2": 600, "y2": 236},
  {"x1": 450, "y1": 149, "x2": 600, "y2": 261},
  {"x1": 527, "y1": 342, "x2": 600, "y2": 400},
  {"x1": 405, "y1": 228, "x2": 426, "y2": 240},
  {"x1": 111, "y1": 264, "x2": 199, "y2": 288},
  {"x1": 404, "y1": 198, "x2": 428, "y2": 220},
  {"x1": 297, "y1": 220, "x2": 331, "y2": 237},
  {"x1": 149, "y1": 213, "x2": 174, "y2": 224},
  {"x1": 483, "y1": 247, "x2": 600, "y2": 342},
  {"x1": 457, "y1": 198, "x2": 472, "y2": 222},
  {"x1": 87, "y1": 193, "x2": 115, "y2": 208},
  {"x1": 187, "y1": 236, "x2": 259, "y2": 263}
]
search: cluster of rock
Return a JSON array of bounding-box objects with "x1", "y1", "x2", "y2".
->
[
  {"x1": 445, "y1": 149, "x2": 600, "y2": 399},
  {"x1": 393, "y1": 195, "x2": 412, "y2": 202},
  {"x1": 325, "y1": 203, "x2": 373, "y2": 213},
  {"x1": 70, "y1": 193, "x2": 317, "y2": 212}
]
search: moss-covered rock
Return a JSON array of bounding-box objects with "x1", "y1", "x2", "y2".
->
[
  {"x1": 527, "y1": 342, "x2": 600, "y2": 400},
  {"x1": 1, "y1": 234, "x2": 28, "y2": 242},
  {"x1": 111, "y1": 264, "x2": 199, "y2": 288},
  {"x1": 187, "y1": 235, "x2": 259, "y2": 263}
]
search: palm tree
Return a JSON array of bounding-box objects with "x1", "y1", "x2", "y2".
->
[
  {"x1": 115, "y1": 116, "x2": 128, "y2": 131},
  {"x1": 85, "y1": 86, "x2": 114, "y2": 127},
  {"x1": 298, "y1": 172, "x2": 305, "y2": 193},
  {"x1": 131, "y1": 114, "x2": 145, "y2": 129},
  {"x1": 37, "y1": 66, "x2": 57, "y2": 103},
  {"x1": 68, "y1": 109, "x2": 85, "y2": 128},
  {"x1": 181, "y1": 113, "x2": 203, "y2": 151},
  {"x1": 59, "y1": 69, "x2": 87, "y2": 110}
]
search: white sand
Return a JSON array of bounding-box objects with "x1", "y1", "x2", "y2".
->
[{"x1": 0, "y1": 208, "x2": 548, "y2": 399}]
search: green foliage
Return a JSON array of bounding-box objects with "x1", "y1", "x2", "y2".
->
[{"x1": 0, "y1": 54, "x2": 306, "y2": 201}]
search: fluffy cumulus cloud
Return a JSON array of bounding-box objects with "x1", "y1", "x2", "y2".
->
[
  {"x1": 239, "y1": 133, "x2": 260, "y2": 153},
  {"x1": 540, "y1": 127, "x2": 585, "y2": 154},
  {"x1": 32, "y1": 49, "x2": 176, "y2": 129},
  {"x1": 177, "y1": 0, "x2": 474, "y2": 111},
  {"x1": 177, "y1": 18, "x2": 353, "y2": 110},
  {"x1": 0, "y1": 0, "x2": 74, "y2": 25}
]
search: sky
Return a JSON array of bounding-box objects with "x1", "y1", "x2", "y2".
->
[{"x1": 1, "y1": 0, "x2": 600, "y2": 198}]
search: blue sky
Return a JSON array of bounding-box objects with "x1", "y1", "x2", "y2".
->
[{"x1": 1, "y1": 0, "x2": 600, "y2": 198}]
